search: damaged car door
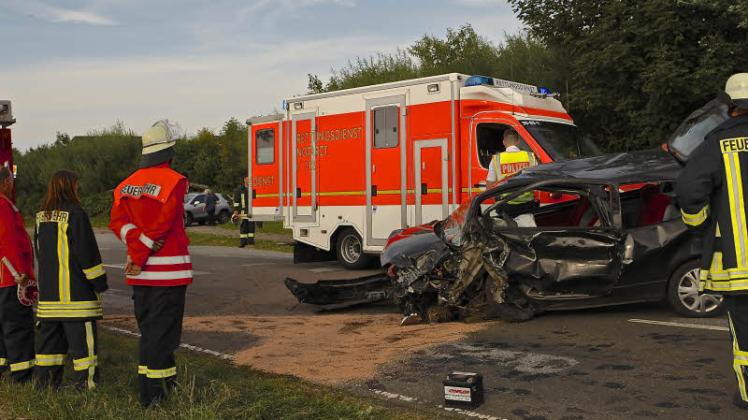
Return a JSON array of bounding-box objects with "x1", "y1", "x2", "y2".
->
[{"x1": 473, "y1": 180, "x2": 627, "y2": 301}]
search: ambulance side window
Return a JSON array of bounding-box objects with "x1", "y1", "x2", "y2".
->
[
  {"x1": 256, "y1": 129, "x2": 275, "y2": 165},
  {"x1": 374, "y1": 106, "x2": 399, "y2": 149},
  {"x1": 476, "y1": 123, "x2": 530, "y2": 168}
]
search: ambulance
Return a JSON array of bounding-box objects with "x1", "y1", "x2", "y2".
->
[{"x1": 246, "y1": 74, "x2": 600, "y2": 268}]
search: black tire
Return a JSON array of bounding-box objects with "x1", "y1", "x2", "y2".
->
[
  {"x1": 336, "y1": 228, "x2": 373, "y2": 270},
  {"x1": 184, "y1": 212, "x2": 194, "y2": 227},
  {"x1": 218, "y1": 211, "x2": 230, "y2": 224},
  {"x1": 667, "y1": 260, "x2": 724, "y2": 318}
]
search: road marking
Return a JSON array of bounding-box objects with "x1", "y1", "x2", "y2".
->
[
  {"x1": 106, "y1": 288, "x2": 129, "y2": 295},
  {"x1": 104, "y1": 264, "x2": 125, "y2": 269},
  {"x1": 309, "y1": 267, "x2": 341, "y2": 273},
  {"x1": 628, "y1": 319, "x2": 729, "y2": 332},
  {"x1": 369, "y1": 389, "x2": 504, "y2": 420},
  {"x1": 439, "y1": 406, "x2": 506, "y2": 420},
  {"x1": 103, "y1": 326, "x2": 233, "y2": 361},
  {"x1": 370, "y1": 389, "x2": 416, "y2": 403}
]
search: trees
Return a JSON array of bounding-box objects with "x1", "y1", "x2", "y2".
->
[
  {"x1": 308, "y1": 26, "x2": 558, "y2": 96},
  {"x1": 508, "y1": 0, "x2": 748, "y2": 150}
]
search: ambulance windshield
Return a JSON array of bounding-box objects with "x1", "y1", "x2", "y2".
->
[{"x1": 521, "y1": 120, "x2": 600, "y2": 161}]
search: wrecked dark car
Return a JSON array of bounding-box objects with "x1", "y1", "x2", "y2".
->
[
  {"x1": 384, "y1": 150, "x2": 726, "y2": 324},
  {"x1": 286, "y1": 151, "x2": 723, "y2": 324}
]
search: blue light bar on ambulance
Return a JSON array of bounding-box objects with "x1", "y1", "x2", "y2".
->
[{"x1": 463, "y1": 75, "x2": 538, "y2": 94}]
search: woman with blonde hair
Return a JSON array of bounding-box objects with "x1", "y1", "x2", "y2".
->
[{"x1": 34, "y1": 169, "x2": 108, "y2": 390}]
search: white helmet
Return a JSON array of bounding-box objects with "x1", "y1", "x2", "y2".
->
[
  {"x1": 140, "y1": 119, "x2": 183, "y2": 167},
  {"x1": 142, "y1": 119, "x2": 182, "y2": 155},
  {"x1": 725, "y1": 73, "x2": 748, "y2": 108}
]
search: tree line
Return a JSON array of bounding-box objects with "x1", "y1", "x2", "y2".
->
[
  {"x1": 310, "y1": 1, "x2": 748, "y2": 151},
  {"x1": 14, "y1": 120, "x2": 248, "y2": 218}
]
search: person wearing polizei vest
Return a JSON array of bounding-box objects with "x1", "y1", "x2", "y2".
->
[
  {"x1": 676, "y1": 73, "x2": 748, "y2": 411},
  {"x1": 108, "y1": 120, "x2": 192, "y2": 407},
  {"x1": 233, "y1": 176, "x2": 255, "y2": 247},
  {"x1": 0, "y1": 166, "x2": 35, "y2": 383},
  {"x1": 486, "y1": 129, "x2": 539, "y2": 221},
  {"x1": 34, "y1": 170, "x2": 108, "y2": 390}
]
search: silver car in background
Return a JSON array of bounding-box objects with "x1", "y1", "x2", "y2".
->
[{"x1": 184, "y1": 192, "x2": 232, "y2": 226}]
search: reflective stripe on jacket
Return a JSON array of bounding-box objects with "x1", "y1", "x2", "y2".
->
[
  {"x1": 34, "y1": 205, "x2": 107, "y2": 319},
  {"x1": 109, "y1": 163, "x2": 192, "y2": 287},
  {"x1": 676, "y1": 112, "x2": 748, "y2": 294},
  {"x1": 234, "y1": 185, "x2": 250, "y2": 218}
]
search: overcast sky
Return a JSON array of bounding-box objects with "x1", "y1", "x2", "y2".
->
[{"x1": 1, "y1": 0, "x2": 521, "y2": 148}]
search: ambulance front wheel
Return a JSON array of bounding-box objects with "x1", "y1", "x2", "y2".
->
[{"x1": 336, "y1": 228, "x2": 373, "y2": 270}]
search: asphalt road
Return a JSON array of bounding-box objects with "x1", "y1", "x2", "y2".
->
[{"x1": 95, "y1": 231, "x2": 745, "y2": 420}]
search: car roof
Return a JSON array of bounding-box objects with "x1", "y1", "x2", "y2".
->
[
  {"x1": 185, "y1": 192, "x2": 223, "y2": 197},
  {"x1": 513, "y1": 150, "x2": 681, "y2": 185}
]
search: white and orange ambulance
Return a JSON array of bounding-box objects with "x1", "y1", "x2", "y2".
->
[{"x1": 246, "y1": 74, "x2": 600, "y2": 268}]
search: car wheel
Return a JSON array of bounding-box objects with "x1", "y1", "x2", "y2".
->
[
  {"x1": 218, "y1": 211, "x2": 230, "y2": 224},
  {"x1": 185, "y1": 212, "x2": 193, "y2": 227},
  {"x1": 667, "y1": 260, "x2": 724, "y2": 318},
  {"x1": 336, "y1": 228, "x2": 373, "y2": 270}
]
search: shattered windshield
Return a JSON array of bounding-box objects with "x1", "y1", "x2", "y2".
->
[
  {"x1": 668, "y1": 92, "x2": 731, "y2": 163},
  {"x1": 521, "y1": 120, "x2": 601, "y2": 160}
]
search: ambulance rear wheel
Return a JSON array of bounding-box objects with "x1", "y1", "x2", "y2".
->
[{"x1": 336, "y1": 228, "x2": 372, "y2": 270}]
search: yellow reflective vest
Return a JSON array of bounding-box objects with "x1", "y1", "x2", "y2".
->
[{"x1": 491, "y1": 150, "x2": 537, "y2": 204}]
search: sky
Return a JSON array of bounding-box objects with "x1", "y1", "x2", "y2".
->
[{"x1": 0, "y1": 0, "x2": 522, "y2": 148}]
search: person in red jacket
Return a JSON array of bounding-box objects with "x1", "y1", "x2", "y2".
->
[
  {"x1": 109, "y1": 120, "x2": 191, "y2": 407},
  {"x1": 0, "y1": 166, "x2": 35, "y2": 383}
]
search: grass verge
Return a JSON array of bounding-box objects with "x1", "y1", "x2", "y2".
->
[
  {"x1": 0, "y1": 330, "x2": 434, "y2": 420},
  {"x1": 219, "y1": 221, "x2": 291, "y2": 236},
  {"x1": 187, "y1": 231, "x2": 293, "y2": 253}
]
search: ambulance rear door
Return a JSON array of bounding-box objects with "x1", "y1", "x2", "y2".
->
[
  {"x1": 366, "y1": 95, "x2": 408, "y2": 246},
  {"x1": 249, "y1": 118, "x2": 283, "y2": 220},
  {"x1": 290, "y1": 109, "x2": 318, "y2": 223}
]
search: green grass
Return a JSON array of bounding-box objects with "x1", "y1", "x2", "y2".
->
[
  {"x1": 187, "y1": 231, "x2": 293, "y2": 253},
  {"x1": 0, "y1": 331, "x2": 435, "y2": 420},
  {"x1": 220, "y1": 221, "x2": 291, "y2": 236}
]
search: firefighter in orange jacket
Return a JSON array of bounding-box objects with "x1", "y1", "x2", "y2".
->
[
  {"x1": 0, "y1": 166, "x2": 35, "y2": 383},
  {"x1": 109, "y1": 120, "x2": 192, "y2": 407}
]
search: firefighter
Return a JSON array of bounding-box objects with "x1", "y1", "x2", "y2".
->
[
  {"x1": 233, "y1": 176, "x2": 255, "y2": 247},
  {"x1": 486, "y1": 129, "x2": 538, "y2": 217},
  {"x1": 34, "y1": 170, "x2": 108, "y2": 390},
  {"x1": 0, "y1": 166, "x2": 35, "y2": 383},
  {"x1": 676, "y1": 73, "x2": 748, "y2": 410},
  {"x1": 109, "y1": 120, "x2": 192, "y2": 407}
]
